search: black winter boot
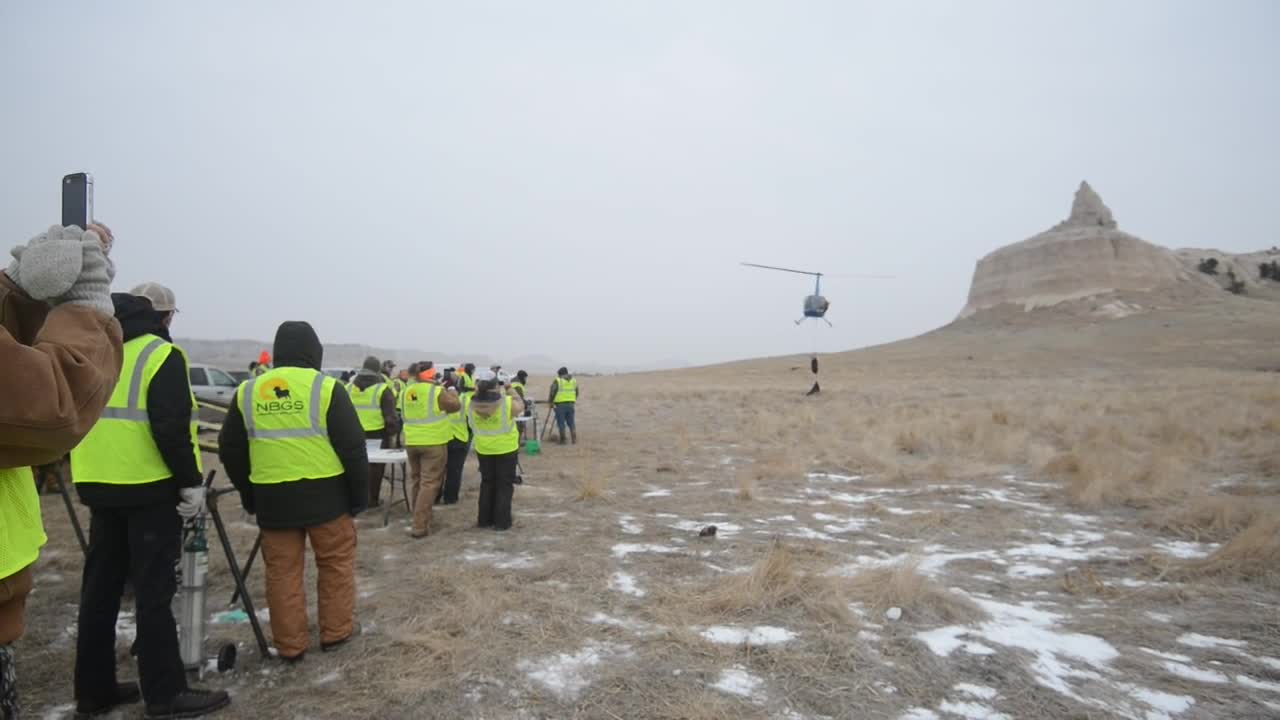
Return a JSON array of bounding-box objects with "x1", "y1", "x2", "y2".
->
[
  {"x1": 144, "y1": 688, "x2": 230, "y2": 719},
  {"x1": 74, "y1": 681, "x2": 141, "y2": 718},
  {"x1": 558, "y1": 430, "x2": 566, "y2": 445},
  {"x1": 571, "y1": 429, "x2": 578, "y2": 444}
]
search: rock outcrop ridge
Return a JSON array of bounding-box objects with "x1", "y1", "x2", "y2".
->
[{"x1": 960, "y1": 182, "x2": 1185, "y2": 317}]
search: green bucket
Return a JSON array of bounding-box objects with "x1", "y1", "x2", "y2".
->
[{"x1": 525, "y1": 439, "x2": 541, "y2": 456}]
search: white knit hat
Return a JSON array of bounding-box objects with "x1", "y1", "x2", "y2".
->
[{"x1": 130, "y1": 282, "x2": 177, "y2": 312}]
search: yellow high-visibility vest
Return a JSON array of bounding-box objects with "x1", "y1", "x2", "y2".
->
[
  {"x1": 471, "y1": 396, "x2": 519, "y2": 456},
  {"x1": 71, "y1": 334, "x2": 203, "y2": 485},
  {"x1": 450, "y1": 392, "x2": 473, "y2": 443},
  {"x1": 0, "y1": 466, "x2": 46, "y2": 581},
  {"x1": 459, "y1": 372, "x2": 476, "y2": 392},
  {"x1": 401, "y1": 383, "x2": 452, "y2": 446},
  {"x1": 554, "y1": 377, "x2": 578, "y2": 404},
  {"x1": 237, "y1": 367, "x2": 344, "y2": 484},
  {"x1": 348, "y1": 381, "x2": 388, "y2": 432}
]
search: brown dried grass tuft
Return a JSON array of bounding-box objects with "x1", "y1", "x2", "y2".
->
[
  {"x1": 1180, "y1": 515, "x2": 1280, "y2": 585},
  {"x1": 846, "y1": 560, "x2": 986, "y2": 624},
  {"x1": 694, "y1": 542, "x2": 855, "y2": 627},
  {"x1": 1152, "y1": 495, "x2": 1276, "y2": 542}
]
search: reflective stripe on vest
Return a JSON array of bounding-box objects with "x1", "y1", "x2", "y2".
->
[
  {"x1": 238, "y1": 368, "x2": 344, "y2": 484},
  {"x1": 401, "y1": 383, "x2": 452, "y2": 446},
  {"x1": 71, "y1": 335, "x2": 203, "y2": 484},
  {"x1": 348, "y1": 381, "x2": 387, "y2": 432},
  {"x1": 470, "y1": 396, "x2": 519, "y2": 455},
  {"x1": 0, "y1": 466, "x2": 46, "y2": 580},
  {"x1": 555, "y1": 377, "x2": 578, "y2": 404},
  {"x1": 450, "y1": 392, "x2": 473, "y2": 442}
]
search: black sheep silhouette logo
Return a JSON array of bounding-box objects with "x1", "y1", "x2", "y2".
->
[{"x1": 273, "y1": 386, "x2": 291, "y2": 399}]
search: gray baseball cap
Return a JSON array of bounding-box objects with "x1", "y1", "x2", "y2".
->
[{"x1": 130, "y1": 282, "x2": 178, "y2": 312}]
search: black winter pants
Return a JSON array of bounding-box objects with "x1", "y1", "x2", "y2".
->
[
  {"x1": 443, "y1": 439, "x2": 469, "y2": 504},
  {"x1": 75, "y1": 503, "x2": 186, "y2": 706},
  {"x1": 476, "y1": 452, "x2": 517, "y2": 530}
]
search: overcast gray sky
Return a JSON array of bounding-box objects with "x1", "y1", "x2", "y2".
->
[{"x1": 2, "y1": 1, "x2": 1276, "y2": 368}]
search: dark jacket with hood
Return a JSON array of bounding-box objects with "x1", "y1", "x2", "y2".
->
[
  {"x1": 76, "y1": 293, "x2": 202, "y2": 509},
  {"x1": 350, "y1": 370, "x2": 401, "y2": 442},
  {"x1": 218, "y1": 321, "x2": 369, "y2": 529}
]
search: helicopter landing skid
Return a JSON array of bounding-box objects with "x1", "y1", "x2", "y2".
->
[{"x1": 796, "y1": 317, "x2": 833, "y2": 327}]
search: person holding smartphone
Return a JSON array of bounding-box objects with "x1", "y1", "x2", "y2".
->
[{"x1": 1, "y1": 222, "x2": 123, "y2": 720}]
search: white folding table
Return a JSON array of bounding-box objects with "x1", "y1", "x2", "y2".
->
[{"x1": 367, "y1": 445, "x2": 409, "y2": 527}]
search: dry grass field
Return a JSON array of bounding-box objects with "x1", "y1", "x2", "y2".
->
[{"x1": 15, "y1": 291, "x2": 1280, "y2": 719}]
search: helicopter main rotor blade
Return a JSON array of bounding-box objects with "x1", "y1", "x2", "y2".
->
[
  {"x1": 823, "y1": 273, "x2": 897, "y2": 280},
  {"x1": 741, "y1": 262, "x2": 823, "y2": 277}
]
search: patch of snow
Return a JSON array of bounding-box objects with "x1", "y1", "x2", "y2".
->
[
  {"x1": 116, "y1": 612, "x2": 137, "y2": 643},
  {"x1": 1113, "y1": 578, "x2": 1147, "y2": 588},
  {"x1": 954, "y1": 684, "x2": 998, "y2": 700},
  {"x1": 823, "y1": 519, "x2": 870, "y2": 534},
  {"x1": 1005, "y1": 543, "x2": 1120, "y2": 562},
  {"x1": 1263, "y1": 700, "x2": 1280, "y2": 714},
  {"x1": 1237, "y1": 675, "x2": 1280, "y2": 693},
  {"x1": 900, "y1": 710, "x2": 940, "y2": 720},
  {"x1": 610, "y1": 571, "x2": 645, "y2": 597},
  {"x1": 1153, "y1": 541, "x2": 1218, "y2": 559},
  {"x1": 1146, "y1": 612, "x2": 1173, "y2": 623},
  {"x1": 1129, "y1": 687, "x2": 1194, "y2": 716},
  {"x1": 1162, "y1": 662, "x2": 1228, "y2": 684},
  {"x1": 313, "y1": 670, "x2": 341, "y2": 685},
  {"x1": 1254, "y1": 656, "x2": 1280, "y2": 672},
  {"x1": 919, "y1": 597, "x2": 1117, "y2": 700},
  {"x1": 938, "y1": 700, "x2": 1009, "y2": 719},
  {"x1": 916, "y1": 626, "x2": 996, "y2": 657},
  {"x1": 884, "y1": 506, "x2": 926, "y2": 515},
  {"x1": 1177, "y1": 633, "x2": 1247, "y2": 650},
  {"x1": 1007, "y1": 564, "x2": 1055, "y2": 579},
  {"x1": 518, "y1": 641, "x2": 633, "y2": 700},
  {"x1": 611, "y1": 543, "x2": 680, "y2": 559},
  {"x1": 783, "y1": 527, "x2": 838, "y2": 542},
  {"x1": 642, "y1": 489, "x2": 672, "y2": 498},
  {"x1": 587, "y1": 612, "x2": 658, "y2": 635},
  {"x1": 700, "y1": 625, "x2": 796, "y2": 646},
  {"x1": 712, "y1": 665, "x2": 765, "y2": 700},
  {"x1": 618, "y1": 515, "x2": 643, "y2": 535},
  {"x1": 462, "y1": 550, "x2": 539, "y2": 569},
  {"x1": 41, "y1": 704, "x2": 75, "y2": 720},
  {"x1": 1141, "y1": 648, "x2": 1192, "y2": 663},
  {"x1": 885, "y1": 607, "x2": 903, "y2": 622}
]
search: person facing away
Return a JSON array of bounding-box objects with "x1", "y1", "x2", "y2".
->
[
  {"x1": 470, "y1": 370, "x2": 524, "y2": 530},
  {"x1": 218, "y1": 321, "x2": 369, "y2": 662},
  {"x1": 347, "y1": 356, "x2": 401, "y2": 508},
  {"x1": 1, "y1": 223, "x2": 123, "y2": 720},
  {"x1": 70, "y1": 285, "x2": 230, "y2": 719},
  {"x1": 442, "y1": 375, "x2": 473, "y2": 506},
  {"x1": 253, "y1": 350, "x2": 271, "y2": 376},
  {"x1": 399, "y1": 373, "x2": 461, "y2": 537},
  {"x1": 548, "y1": 366, "x2": 579, "y2": 445},
  {"x1": 510, "y1": 370, "x2": 530, "y2": 439}
]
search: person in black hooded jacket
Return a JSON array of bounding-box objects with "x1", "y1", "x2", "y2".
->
[{"x1": 217, "y1": 321, "x2": 368, "y2": 661}]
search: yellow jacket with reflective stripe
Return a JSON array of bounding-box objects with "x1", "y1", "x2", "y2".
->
[
  {"x1": 237, "y1": 367, "x2": 344, "y2": 484},
  {"x1": 70, "y1": 334, "x2": 203, "y2": 485},
  {"x1": 0, "y1": 466, "x2": 45, "y2": 581},
  {"x1": 471, "y1": 396, "x2": 519, "y2": 455},
  {"x1": 450, "y1": 391, "x2": 473, "y2": 442},
  {"x1": 348, "y1": 381, "x2": 389, "y2": 432},
  {"x1": 401, "y1": 383, "x2": 452, "y2": 446},
  {"x1": 554, "y1": 377, "x2": 578, "y2": 404}
]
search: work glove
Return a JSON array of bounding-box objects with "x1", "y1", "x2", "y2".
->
[
  {"x1": 7, "y1": 225, "x2": 115, "y2": 316},
  {"x1": 178, "y1": 486, "x2": 206, "y2": 520}
]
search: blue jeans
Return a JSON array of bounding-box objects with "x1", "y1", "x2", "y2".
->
[{"x1": 554, "y1": 403, "x2": 576, "y2": 434}]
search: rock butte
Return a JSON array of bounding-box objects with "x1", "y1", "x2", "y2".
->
[{"x1": 961, "y1": 181, "x2": 1187, "y2": 317}]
